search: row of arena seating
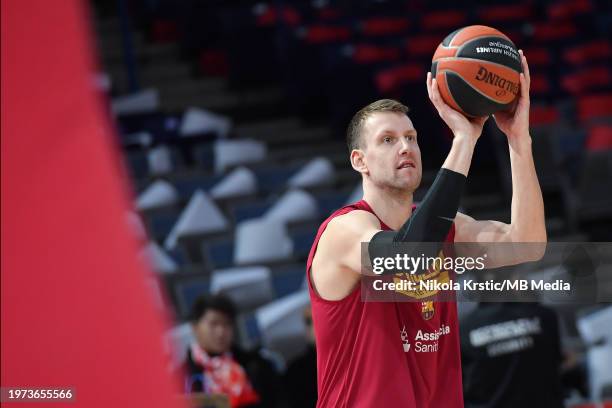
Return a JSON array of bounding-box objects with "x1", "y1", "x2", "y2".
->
[{"x1": 128, "y1": 0, "x2": 611, "y2": 135}]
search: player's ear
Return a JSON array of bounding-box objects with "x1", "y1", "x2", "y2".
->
[{"x1": 350, "y1": 149, "x2": 368, "y2": 174}]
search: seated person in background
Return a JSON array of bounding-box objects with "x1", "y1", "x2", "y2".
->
[
  {"x1": 460, "y1": 302, "x2": 564, "y2": 408},
  {"x1": 284, "y1": 306, "x2": 317, "y2": 408},
  {"x1": 185, "y1": 294, "x2": 260, "y2": 408}
]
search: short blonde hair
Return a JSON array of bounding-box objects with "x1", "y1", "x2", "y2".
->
[{"x1": 346, "y1": 99, "x2": 410, "y2": 151}]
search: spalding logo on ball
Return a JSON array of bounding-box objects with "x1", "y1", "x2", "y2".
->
[{"x1": 431, "y1": 25, "x2": 522, "y2": 118}]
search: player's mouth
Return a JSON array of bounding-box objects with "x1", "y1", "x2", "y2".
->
[{"x1": 397, "y1": 160, "x2": 416, "y2": 169}]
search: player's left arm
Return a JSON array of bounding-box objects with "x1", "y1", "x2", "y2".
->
[{"x1": 454, "y1": 50, "x2": 547, "y2": 268}]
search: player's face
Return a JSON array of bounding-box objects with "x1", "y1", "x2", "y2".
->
[
  {"x1": 361, "y1": 112, "x2": 422, "y2": 192},
  {"x1": 193, "y1": 309, "x2": 234, "y2": 355}
]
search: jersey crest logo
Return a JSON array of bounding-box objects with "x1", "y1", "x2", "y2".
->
[{"x1": 421, "y1": 301, "x2": 435, "y2": 320}]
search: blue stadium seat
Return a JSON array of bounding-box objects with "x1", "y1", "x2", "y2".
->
[
  {"x1": 125, "y1": 150, "x2": 149, "y2": 179},
  {"x1": 167, "y1": 246, "x2": 188, "y2": 268},
  {"x1": 239, "y1": 312, "x2": 262, "y2": 349},
  {"x1": 173, "y1": 174, "x2": 223, "y2": 201},
  {"x1": 230, "y1": 200, "x2": 273, "y2": 223},
  {"x1": 172, "y1": 275, "x2": 210, "y2": 319},
  {"x1": 315, "y1": 190, "x2": 350, "y2": 216},
  {"x1": 252, "y1": 164, "x2": 301, "y2": 193},
  {"x1": 147, "y1": 211, "x2": 180, "y2": 241},
  {"x1": 118, "y1": 112, "x2": 181, "y2": 142},
  {"x1": 289, "y1": 225, "x2": 318, "y2": 259},
  {"x1": 193, "y1": 143, "x2": 215, "y2": 171},
  {"x1": 271, "y1": 264, "x2": 306, "y2": 298},
  {"x1": 202, "y1": 239, "x2": 234, "y2": 269}
]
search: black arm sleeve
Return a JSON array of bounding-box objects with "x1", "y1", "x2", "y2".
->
[{"x1": 368, "y1": 168, "x2": 466, "y2": 274}]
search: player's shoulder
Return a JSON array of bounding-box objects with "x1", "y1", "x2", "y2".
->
[
  {"x1": 326, "y1": 209, "x2": 381, "y2": 234},
  {"x1": 318, "y1": 209, "x2": 380, "y2": 249}
]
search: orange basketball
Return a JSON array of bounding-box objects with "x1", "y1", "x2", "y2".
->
[{"x1": 431, "y1": 25, "x2": 522, "y2": 117}]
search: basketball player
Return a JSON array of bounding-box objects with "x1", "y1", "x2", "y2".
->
[{"x1": 307, "y1": 51, "x2": 546, "y2": 407}]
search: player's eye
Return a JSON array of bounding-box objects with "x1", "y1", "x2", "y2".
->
[{"x1": 383, "y1": 136, "x2": 393, "y2": 143}]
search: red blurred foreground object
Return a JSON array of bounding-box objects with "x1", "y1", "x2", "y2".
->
[{"x1": 1, "y1": 1, "x2": 184, "y2": 407}]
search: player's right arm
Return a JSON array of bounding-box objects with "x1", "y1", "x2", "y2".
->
[{"x1": 310, "y1": 210, "x2": 381, "y2": 300}]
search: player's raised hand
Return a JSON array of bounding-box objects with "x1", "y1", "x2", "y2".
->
[
  {"x1": 426, "y1": 72, "x2": 488, "y2": 142},
  {"x1": 493, "y1": 49, "x2": 531, "y2": 142}
]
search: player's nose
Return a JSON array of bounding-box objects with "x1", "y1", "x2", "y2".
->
[{"x1": 398, "y1": 138, "x2": 413, "y2": 156}]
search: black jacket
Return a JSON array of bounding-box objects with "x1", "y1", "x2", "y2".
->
[{"x1": 461, "y1": 303, "x2": 564, "y2": 408}]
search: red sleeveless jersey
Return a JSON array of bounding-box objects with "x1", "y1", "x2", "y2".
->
[{"x1": 306, "y1": 200, "x2": 463, "y2": 408}]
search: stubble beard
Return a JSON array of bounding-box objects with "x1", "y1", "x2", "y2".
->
[{"x1": 373, "y1": 172, "x2": 421, "y2": 197}]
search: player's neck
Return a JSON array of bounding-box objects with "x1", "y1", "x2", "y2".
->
[{"x1": 362, "y1": 184, "x2": 413, "y2": 230}]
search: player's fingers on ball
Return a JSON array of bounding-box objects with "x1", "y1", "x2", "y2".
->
[
  {"x1": 520, "y1": 73, "x2": 529, "y2": 97},
  {"x1": 433, "y1": 79, "x2": 448, "y2": 110},
  {"x1": 432, "y1": 83, "x2": 449, "y2": 115},
  {"x1": 520, "y1": 50, "x2": 531, "y2": 83},
  {"x1": 518, "y1": 50, "x2": 527, "y2": 72},
  {"x1": 427, "y1": 86, "x2": 434, "y2": 103},
  {"x1": 429, "y1": 85, "x2": 441, "y2": 108},
  {"x1": 426, "y1": 72, "x2": 432, "y2": 99},
  {"x1": 519, "y1": 75, "x2": 530, "y2": 110},
  {"x1": 431, "y1": 78, "x2": 441, "y2": 102},
  {"x1": 428, "y1": 74, "x2": 438, "y2": 103},
  {"x1": 429, "y1": 84, "x2": 440, "y2": 107}
]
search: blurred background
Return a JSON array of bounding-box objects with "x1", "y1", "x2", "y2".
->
[{"x1": 89, "y1": 0, "x2": 611, "y2": 406}]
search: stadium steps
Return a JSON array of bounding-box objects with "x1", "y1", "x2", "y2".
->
[
  {"x1": 109, "y1": 60, "x2": 192, "y2": 83},
  {"x1": 95, "y1": 18, "x2": 180, "y2": 63},
  {"x1": 267, "y1": 141, "x2": 346, "y2": 162},
  {"x1": 258, "y1": 126, "x2": 331, "y2": 147},
  {"x1": 162, "y1": 86, "x2": 286, "y2": 119},
  {"x1": 234, "y1": 117, "x2": 303, "y2": 139},
  {"x1": 155, "y1": 77, "x2": 227, "y2": 95},
  {"x1": 100, "y1": 41, "x2": 181, "y2": 65}
]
